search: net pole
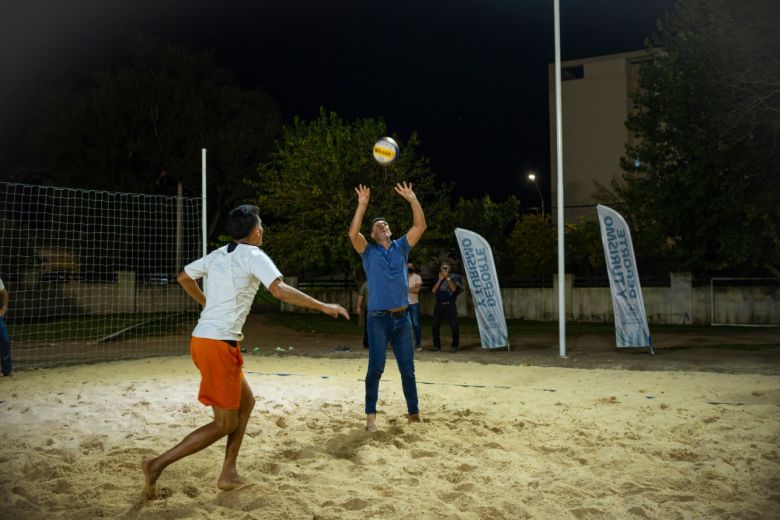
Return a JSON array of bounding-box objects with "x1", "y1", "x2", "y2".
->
[
  {"x1": 201, "y1": 148, "x2": 207, "y2": 256},
  {"x1": 554, "y1": 0, "x2": 567, "y2": 357},
  {"x1": 176, "y1": 181, "x2": 183, "y2": 271}
]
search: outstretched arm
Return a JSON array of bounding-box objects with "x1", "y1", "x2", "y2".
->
[
  {"x1": 268, "y1": 278, "x2": 350, "y2": 319},
  {"x1": 349, "y1": 184, "x2": 370, "y2": 254},
  {"x1": 395, "y1": 182, "x2": 426, "y2": 246}
]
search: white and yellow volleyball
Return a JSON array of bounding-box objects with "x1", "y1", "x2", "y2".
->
[{"x1": 372, "y1": 136, "x2": 399, "y2": 166}]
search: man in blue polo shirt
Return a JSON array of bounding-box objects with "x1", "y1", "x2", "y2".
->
[{"x1": 349, "y1": 181, "x2": 427, "y2": 432}]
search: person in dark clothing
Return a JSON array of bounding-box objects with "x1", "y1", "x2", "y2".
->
[{"x1": 430, "y1": 262, "x2": 462, "y2": 352}]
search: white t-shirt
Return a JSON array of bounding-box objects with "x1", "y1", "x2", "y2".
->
[
  {"x1": 407, "y1": 273, "x2": 422, "y2": 305},
  {"x1": 0, "y1": 278, "x2": 5, "y2": 291},
  {"x1": 184, "y1": 244, "x2": 282, "y2": 341}
]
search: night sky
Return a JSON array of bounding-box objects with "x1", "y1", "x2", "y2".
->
[{"x1": 0, "y1": 0, "x2": 677, "y2": 207}]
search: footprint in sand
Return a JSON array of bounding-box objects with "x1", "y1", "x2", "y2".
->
[
  {"x1": 215, "y1": 484, "x2": 264, "y2": 510},
  {"x1": 438, "y1": 491, "x2": 462, "y2": 502},
  {"x1": 401, "y1": 433, "x2": 423, "y2": 443},
  {"x1": 410, "y1": 449, "x2": 437, "y2": 459},
  {"x1": 571, "y1": 507, "x2": 605, "y2": 518},
  {"x1": 342, "y1": 497, "x2": 369, "y2": 511}
]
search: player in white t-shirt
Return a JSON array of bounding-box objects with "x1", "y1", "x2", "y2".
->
[{"x1": 143, "y1": 205, "x2": 348, "y2": 499}]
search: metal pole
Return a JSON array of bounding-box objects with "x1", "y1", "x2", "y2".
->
[
  {"x1": 176, "y1": 181, "x2": 183, "y2": 270},
  {"x1": 554, "y1": 0, "x2": 567, "y2": 357},
  {"x1": 201, "y1": 148, "x2": 207, "y2": 256}
]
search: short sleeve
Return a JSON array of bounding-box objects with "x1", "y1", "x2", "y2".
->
[
  {"x1": 398, "y1": 236, "x2": 411, "y2": 255},
  {"x1": 248, "y1": 249, "x2": 283, "y2": 289},
  {"x1": 184, "y1": 255, "x2": 208, "y2": 280}
]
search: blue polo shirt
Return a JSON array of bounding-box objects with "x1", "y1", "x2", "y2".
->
[{"x1": 362, "y1": 236, "x2": 410, "y2": 311}]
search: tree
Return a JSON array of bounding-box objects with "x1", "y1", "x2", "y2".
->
[
  {"x1": 17, "y1": 35, "x2": 282, "y2": 241},
  {"x1": 449, "y1": 195, "x2": 521, "y2": 277},
  {"x1": 249, "y1": 109, "x2": 451, "y2": 277},
  {"x1": 617, "y1": 0, "x2": 780, "y2": 276},
  {"x1": 506, "y1": 215, "x2": 556, "y2": 278},
  {"x1": 565, "y1": 217, "x2": 605, "y2": 277}
]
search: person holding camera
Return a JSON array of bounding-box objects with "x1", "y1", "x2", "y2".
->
[{"x1": 430, "y1": 262, "x2": 462, "y2": 352}]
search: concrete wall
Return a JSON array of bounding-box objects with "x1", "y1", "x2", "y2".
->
[
  {"x1": 58, "y1": 271, "x2": 193, "y2": 314},
  {"x1": 19, "y1": 271, "x2": 776, "y2": 325},
  {"x1": 283, "y1": 274, "x2": 779, "y2": 326}
]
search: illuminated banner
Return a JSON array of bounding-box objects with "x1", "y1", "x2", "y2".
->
[
  {"x1": 455, "y1": 228, "x2": 509, "y2": 349},
  {"x1": 596, "y1": 205, "x2": 652, "y2": 350}
]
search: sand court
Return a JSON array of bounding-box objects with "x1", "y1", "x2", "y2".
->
[{"x1": 1, "y1": 354, "x2": 778, "y2": 519}]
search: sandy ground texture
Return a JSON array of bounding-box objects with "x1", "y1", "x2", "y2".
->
[{"x1": 1, "y1": 353, "x2": 779, "y2": 519}]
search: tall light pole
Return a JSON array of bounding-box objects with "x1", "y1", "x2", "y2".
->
[
  {"x1": 527, "y1": 172, "x2": 544, "y2": 219},
  {"x1": 554, "y1": 0, "x2": 567, "y2": 358}
]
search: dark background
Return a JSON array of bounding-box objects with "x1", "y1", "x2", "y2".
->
[{"x1": 0, "y1": 0, "x2": 678, "y2": 208}]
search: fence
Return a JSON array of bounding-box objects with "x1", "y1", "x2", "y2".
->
[{"x1": 0, "y1": 182, "x2": 203, "y2": 368}]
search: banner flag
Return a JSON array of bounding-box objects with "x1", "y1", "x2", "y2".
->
[
  {"x1": 596, "y1": 205, "x2": 652, "y2": 350},
  {"x1": 455, "y1": 228, "x2": 509, "y2": 349}
]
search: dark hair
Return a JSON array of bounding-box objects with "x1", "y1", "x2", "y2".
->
[
  {"x1": 370, "y1": 217, "x2": 387, "y2": 228},
  {"x1": 226, "y1": 205, "x2": 261, "y2": 240}
]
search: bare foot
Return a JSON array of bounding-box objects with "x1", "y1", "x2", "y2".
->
[
  {"x1": 218, "y1": 467, "x2": 244, "y2": 491},
  {"x1": 366, "y1": 413, "x2": 378, "y2": 432},
  {"x1": 141, "y1": 458, "x2": 162, "y2": 499},
  {"x1": 407, "y1": 413, "x2": 423, "y2": 423}
]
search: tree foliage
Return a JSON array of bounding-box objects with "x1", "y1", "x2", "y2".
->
[
  {"x1": 506, "y1": 215, "x2": 606, "y2": 279},
  {"x1": 506, "y1": 215, "x2": 556, "y2": 278},
  {"x1": 448, "y1": 195, "x2": 521, "y2": 276},
  {"x1": 250, "y1": 109, "x2": 452, "y2": 277},
  {"x1": 564, "y1": 217, "x2": 605, "y2": 276},
  {"x1": 17, "y1": 35, "x2": 282, "y2": 240},
  {"x1": 616, "y1": 0, "x2": 780, "y2": 276}
]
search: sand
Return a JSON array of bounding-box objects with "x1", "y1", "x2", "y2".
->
[{"x1": 1, "y1": 354, "x2": 778, "y2": 519}]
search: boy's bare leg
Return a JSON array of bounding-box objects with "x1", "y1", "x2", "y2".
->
[
  {"x1": 142, "y1": 406, "x2": 239, "y2": 499},
  {"x1": 218, "y1": 378, "x2": 256, "y2": 490}
]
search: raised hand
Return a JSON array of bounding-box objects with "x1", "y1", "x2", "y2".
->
[
  {"x1": 355, "y1": 184, "x2": 371, "y2": 206},
  {"x1": 394, "y1": 181, "x2": 417, "y2": 202}
]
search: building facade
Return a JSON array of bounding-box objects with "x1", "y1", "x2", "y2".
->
[{"x1": 548, "y1": 50, "x2": 645, "y2": 223}]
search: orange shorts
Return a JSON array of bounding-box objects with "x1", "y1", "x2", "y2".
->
[{"x1": 190, "y1": 336, "x2": 244, "y2": 410}]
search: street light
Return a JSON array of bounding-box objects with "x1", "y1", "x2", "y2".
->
[{"x1": 527, "y1": 172, "x2": 544, "y2": 219}]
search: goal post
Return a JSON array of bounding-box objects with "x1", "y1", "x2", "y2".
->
[
  {"x1": 0, "y1": 181, "x2": 204, "y2": 368},
  {"x1": 709, "y1": 277, "x2": 780, "y2": 327}
]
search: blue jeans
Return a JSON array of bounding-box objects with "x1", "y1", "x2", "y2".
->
[
  {"x1": 365, "y1": 310, "x2": 418, "y2": 415},
  {"x1": 408, "y1": 303, "x2": 422, "y2": 348},
  {"x1": 0, "y1": 317, "x2": 12, "y2": 376}
]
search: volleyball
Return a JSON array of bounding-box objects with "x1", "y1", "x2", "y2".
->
[{"x1": 372, "y1": 137, "x2": 399, "y2": 166}]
